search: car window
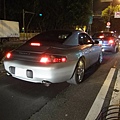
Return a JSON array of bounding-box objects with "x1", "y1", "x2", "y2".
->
[
  {"x1": 79, "y1": 33, "x2": 93, "y2": 45},
  {"x1": 92, "y1": 32, "x2": 116, "y2": 38},
  {"x1": 105, "y1": 33, "x2": 114, "y2": 37},
  {"x1": 27, "y1": 30, "x2": 72, "y2": 44},
  {"x1": 79, "y1": 34, "x2": 84, "y2": 45},
  {"x1": 92, "y1": 33, "x2": 104, "y2": 38}
]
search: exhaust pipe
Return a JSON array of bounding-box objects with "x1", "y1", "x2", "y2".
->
[
  {"x1": 42, "y1": 80, "x2": 51, "y2": 87},
  {"x1": 6, "y1": 72, "x2": 11, "y2": 76}
]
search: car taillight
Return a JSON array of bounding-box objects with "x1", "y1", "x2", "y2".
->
[
  {"x1": 39, "y1": 55, "x2": 67, "y2": 63},
  {"x1": 30, "y1": 42, "x2": 41, "y2": 46},
  {"x1": 6, "y1": 52, "x2": 12, "y2": 59},
  {"x1": 40, "y1": 56, "x2": 51, "y2": 63},
  {"x1": 109, "y1": 39, "x2": 114, "y2": 44}
]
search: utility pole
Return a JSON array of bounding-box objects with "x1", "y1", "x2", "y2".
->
[
  {"x1": 107, "y1": 1, "x2": 113, "y2": 31},
  {"x1": 22, "y1": 9, "x2": 25, "y2": 32},
  {"x1": 88, "y1": 0, "x2": 93, "y2": 35},
  {"x1": 22, "y1": 9, "x2": 35, "y2": 33},
  {"x1": 22, "y1": 9, "x2": 35, "y2": 39},
  {"x1": 4, "y1": 0, "x2": 6, "y2": 19}
]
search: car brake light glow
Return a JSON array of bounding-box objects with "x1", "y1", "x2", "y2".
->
[
  {"x1": 30, "y1": 42, "x2": 41, "y2": 46},
  {"x1": 53, "y1": 57, "x2": 67, "y2": 63},
  {"x1": 40, "y1": 56, "x2": 51, "y2": 63},
  {"x1": 6, "y1": 52, "x2": 12, "y2": 59},
  {"x1": 109, "y1": 39, "x2": 114, "y2": 44},
  {"x1": 40, "y1": 55, "x2": 67, "y2": 63}
]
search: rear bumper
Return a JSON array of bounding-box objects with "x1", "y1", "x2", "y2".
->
[
  {"x1": 4, "y1": 60, "x2": 76, "y2": 84},
  {"x1": 102, "y1": 45, "x2": 115, "y2": 52}
]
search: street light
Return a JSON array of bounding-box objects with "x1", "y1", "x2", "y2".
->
[{"x1": 113, "y1": 0, "x2": 120, "y2": 5}]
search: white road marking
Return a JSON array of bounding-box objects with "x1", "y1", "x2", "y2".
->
[{"x1": 85, "y1": 68, "x2": 116, "y2": 120}]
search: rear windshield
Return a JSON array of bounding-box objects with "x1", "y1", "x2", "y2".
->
[
  {"x1": 27, "y1": 30, "x2": 72, "y2": 44},
  {"x1": 92, "y1": 33, "x2": 114, "y2": 38}
]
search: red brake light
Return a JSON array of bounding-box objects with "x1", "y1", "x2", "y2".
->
[
  {"x1": 40, "y1": 56, "x2": 51, "y2": 63},
  {"x1": 109, "y1": 39, "x2": 114, "y2": 44},
  {"x1": 30, "y1": 42, "x2": 41, "y2": 46},
  {"x1": 39, "y1": 55, "x2": 67, "y2": 63},
  {"x1": 53, "y1": 57, "x2": 67, "y2": 63},
  {"x1": 6, "y1": 52, "x2": 12, "y2": 59}
]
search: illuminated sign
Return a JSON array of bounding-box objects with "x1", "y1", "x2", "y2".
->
[{"x1": 114, "y1": 12, "x2": 120, "y2": 18}]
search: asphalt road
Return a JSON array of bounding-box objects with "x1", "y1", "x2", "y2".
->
[{"x1": 0, "y1": 52, "x2": 120, "y2": 120}]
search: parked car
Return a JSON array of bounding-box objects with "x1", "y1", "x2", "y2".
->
[
  {"x1": 92, "y1": 31, "x2": 119, "y2": 53},
  {"x1": 3, "y1": 30, "x2": 103, "y2": 86}
]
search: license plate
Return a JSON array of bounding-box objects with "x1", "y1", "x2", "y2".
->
[{"x1": 15, "y1": 67, "x2": 26, "y2": 77}]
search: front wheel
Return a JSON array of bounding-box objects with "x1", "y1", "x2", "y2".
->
[{"x1": 67, "y1": 59, "x2": 85, "y2": 85}]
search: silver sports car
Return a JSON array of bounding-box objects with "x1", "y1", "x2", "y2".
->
[{"x1": 3, "y1": 30, "x2": 103, "y2": 86}]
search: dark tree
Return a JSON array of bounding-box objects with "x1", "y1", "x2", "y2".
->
[{"x1": 4, "y1": 0, "x2": 92, "y2": 32}]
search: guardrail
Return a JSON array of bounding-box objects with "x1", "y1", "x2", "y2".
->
[{"x1": 20, "y1": 33, "x2": 39, "y2": 40}]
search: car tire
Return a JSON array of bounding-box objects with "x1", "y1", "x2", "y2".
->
[
  {"x1": 67, "y1": 59, "x2": 85, "y2": 85},
  {"x1": 97, "y1": 52, "x2": 103, "y2": 65},
  {"x1": 116, "y1": 47, "x2": 119, "y2": 53},
  {"x1": 113, "y1": 47, "x2": 117, "y2": 53},
  {"x1": 113, "y1": 46, "x2": 119, "y2": 53}
]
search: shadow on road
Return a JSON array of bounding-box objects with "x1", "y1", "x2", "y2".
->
[{"x1": 0, "y1": 75, "x2": 70, "y2": 99}]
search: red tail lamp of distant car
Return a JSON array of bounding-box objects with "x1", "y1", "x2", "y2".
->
[
  {"x1": 30, "y1": 42, "x2": 41, "y2": 46},
  {"x1": 109, "y1": 39, "x2": 114, "y2": 44},
  {"x1": 6, "y1": 52, "x2": 12, "y2": 59},
  {"x1": 39, "y1": 55, "x2": 67, "y2": 63}
]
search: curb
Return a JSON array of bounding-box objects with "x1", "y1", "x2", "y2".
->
[{"x1": 0, "y1": 63, "x2": 5, "y2": 74}]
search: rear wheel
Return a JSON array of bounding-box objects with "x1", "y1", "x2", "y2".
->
[
  {"x1": 67, "y1": 59, "x2": 85, "y2": 85},
  {"x1": 97, "y1": 52, "x2": 103, "y2": 65},
  {"x1": 113, "y1": 46, "x2": 119, "y2": 53}
]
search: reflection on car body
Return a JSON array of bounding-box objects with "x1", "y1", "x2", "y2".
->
[{"x1": 3, "y1": 30, "x2": 103, "y2": 86}]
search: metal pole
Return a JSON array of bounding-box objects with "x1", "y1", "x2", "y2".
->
[
  {"x1": 23, "y1": 9, "x2": 25, "y2": 33},
  {"x1": 26, "y1": 14, "x2": 34, "y2": 39},
  {"x1": 89, "y1": 0, "x2": 93, "y2": 35},
  {"x1": 22, "y1": 9, "x2": 26, "y2": 40},
  {"x1": 108, "y1": 2, "x2": 113, "y2": 31},
  {"x1": 23, "y1": 9, "x2": 35, "y2": 39},
  {"x1": 4, "y1": 0, "x2": 6, "y2": 19}
]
